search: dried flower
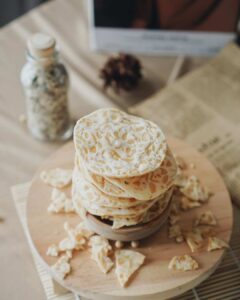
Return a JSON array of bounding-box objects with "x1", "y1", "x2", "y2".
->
[{"x1": 100, "y1": 53, "x2": 142, "y2": 92}]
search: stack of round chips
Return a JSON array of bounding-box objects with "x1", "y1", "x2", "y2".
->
[{"x1": 72, "y1": 108, "x2": 177, "y2": 229}]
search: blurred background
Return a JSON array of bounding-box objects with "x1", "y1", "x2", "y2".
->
[{"x1": 0, "y1": 0, "x2": 47, "y2": 26}]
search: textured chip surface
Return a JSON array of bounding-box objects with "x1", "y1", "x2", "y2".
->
[
  {"x1": 194, "y1": 210, "x2": 217, "y2": 226},
  {"x1": 115, "y1": 250, "x2": 145, "y2": 287},
  {"x1": 72, "y1": 167, "x2": 145, "y2": 209},
  {"x1": 110, "y1": 188, "x2": 172, "y2": 228},
  {"x1": 48, "y1": 188, "x2": 75, "y2": 213},
  {"x1": 77, "y1": 147, "x2": 176, "y2": 201},
  {"x1": 74, "y1": 108, "x2": 167, "y2": 177},
  {"x1": 72, "y1": 168, "x2": 158, "y2": 218},
  {"x1": 40, "y1": 168, "x2": 73, "y2": 188},
  {"x1": 107, "y1": 147, "x2": 177, "y2": 200},
  {"x1": 207, "y1": 237, "x2": 229, "y2": 251},
  {"x1": 168, "y1": 255, "x2": 199, "y2": 271},
  {"x1": 76, "y1": 155, "x2": 130, "y2": 198},
  {"x1": 89, "y1": 235, "x2": 114, "y2": 274}
]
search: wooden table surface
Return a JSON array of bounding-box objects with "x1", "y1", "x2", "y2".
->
[{"x1": 0, "y1": 0, "x2": 207, "y2": 299}]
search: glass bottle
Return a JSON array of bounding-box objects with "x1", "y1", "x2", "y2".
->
[{"x1": 21, "y1": 33, "x2": 73, "y2": 141}]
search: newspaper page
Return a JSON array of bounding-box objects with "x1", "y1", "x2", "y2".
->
[{"x1": 129, "y1": 43, "x2": 240, "y2": 206}]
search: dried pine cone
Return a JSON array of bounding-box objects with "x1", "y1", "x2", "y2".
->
[{"x1": 100, "y1": 53, "x2": 142, "y2": 92}]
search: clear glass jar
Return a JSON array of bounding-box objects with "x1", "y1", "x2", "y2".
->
[{"x1": 20, "y1": 33, "x2": 73, "y2": 141}]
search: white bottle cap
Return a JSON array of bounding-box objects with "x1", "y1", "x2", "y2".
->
[{"x1": 27, "y1": 33, "x2": 56, "y2": 58}]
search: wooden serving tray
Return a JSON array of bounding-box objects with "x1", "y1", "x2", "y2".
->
[{"x1": 26, "y1": 137, "x2": 233, "y2": 300}]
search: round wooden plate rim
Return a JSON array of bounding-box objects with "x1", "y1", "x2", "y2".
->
[{"x1": 26, "y1": 137, "x2": 233, "y2": 299}]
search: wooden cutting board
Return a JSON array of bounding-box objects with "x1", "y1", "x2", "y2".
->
[{"x1": 26, "y1": 137, "x2": 233, "y2": 300}]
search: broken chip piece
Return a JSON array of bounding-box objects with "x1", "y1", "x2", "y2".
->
[
  {"x1": 194, "y1": 226, "x2": 214, "y2": 238},
  {"x1": 89, "y1": 235, "x2": 114, "y2": 274},
  {"x1": 46, "y1": 244, "x2": 59, "y2": 257},
  {"x1": 58, "y1": 237, "x2": 78, "y2": 251},
  {"x1": 40, "y1": 168, "x2": 73, "y2": 188},
  {"x1": 168, "y1": 224, "x2": 183, "y2": 243},
  {"x1": 194, "y1": 210, "x2": 217, "y2": 227},
  {"x1": 207, "y1": 237, "x2": 229, "y2": 252},
  {"x1": 48, "y1": 188, "x2": 75, "y2": 213},
  {"x1": 185, "y1": 229, "x2": 204, "y2": 252},
  {"x1": 175, "y1": 156, "x2": 187, "y2": 170},
  {"x1": 174, "y1": 171, "x2": 188, "y2": 188},
  {"x1": 169, "y1": 213, "x2": 180, "y2": 225},
  {"x1": 115, "y1": 250, "x2": 145, "y2": 287},
  {"x1": 63, "y1": 221, "x2": 93, "y2": 249},
  {"x1": 180, "y1": 196, "x2": 201, "y2": 211},
  {"x1": 51, "y1": 254, "x2": 71, "y2": 280},
  {"x1": 180, "y1": 176, "x2": 209, "y2": 203},
  {"x1": 168, "y1": 254, "x2": 199, "y2": 271}
]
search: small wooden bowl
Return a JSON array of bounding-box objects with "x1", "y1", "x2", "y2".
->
[{"x1": 85, "y1": 197, "x2": 173, "y2": 242}]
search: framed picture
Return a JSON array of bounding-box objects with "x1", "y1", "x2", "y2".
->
[{"x1": 89, "y1": 0, "x2": 240, "y2": 56}]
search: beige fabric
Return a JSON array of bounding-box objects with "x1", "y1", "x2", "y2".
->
[{"x1": 0, "y1": 0, "x2": 206, "y2": 299}]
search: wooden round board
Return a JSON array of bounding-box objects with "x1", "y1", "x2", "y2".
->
[{"x1": 26, "y1": 137, "x2": 233, "y2": 300}]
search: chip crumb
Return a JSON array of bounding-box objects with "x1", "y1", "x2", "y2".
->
[
  {"x1": 89, "y1": 235, "x2": 113, "y2": 274},
  {"x1": 176, "y1": 235, "x2": 184, "y2": 243},
  {"x1": 180, "y1": 196, "x2": 201, "y2": 211},
  {"x1": 46, "y1": 244, "x2": 59, "y2": 257},
  {"x1": 115, "y1": 250, "x2": 145, "y2": 287},
  {"x1": 207, "y1": 237, "x2": 229, "y2": 252},
  {"x1": 168, "y1": 255, "x2": 199, "y2": 271},
  {"x1": 40, "y1": 168, "x2": 73, "y2": 188},
  {"x1": 174, "y1": 171, "x2": 188, "y2": 188},
  {"x1": 169, "y1": 213, "x2": 180, "y2": 225},
  {"x1": 185, "y1": 229, "x2": 204, "y2": 252},
  {"x1": 168, "y1": 224, "x2": 183, "y2": 243},
  {"x1": 112, "y1": 217, "x2": 139, "y2": 229},
  {"x1": 66, "y1": 250, "x2": 73, "y2": 259},
  {"x1": 180, "y1": 176, "x2": 210, "y2": 203},
  {"x1": 58, "y1": 237, "x2": 77, "y2": 251},
  {"x1": 189, "y1": 163, "x2": 196, "y2": 169},
  {"x1": 194, "y1": 210, "x2": 217, "y2": 227},
  {"x1": 51, "y1": 254, "x2": 71, "y2": 280},
  {"x1": 48, "y1": 188, "x2": 75, "y2": 214},
  {"x1": 63, "y1": 221, "x2": 92, "y2": 250},
  {"x1": 89, "y1": 236, "x2": 112, "y2": 254},
  {"x1": 194, "y1": 226, "x2": 214, "y2": 238},
  {"x1": 175, "y1": 156, "x2": 187, "y2": 170}
]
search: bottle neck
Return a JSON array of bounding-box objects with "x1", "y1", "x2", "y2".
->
[{"x1": 26, "y1": 49, "x2": 59, "y2": 67}]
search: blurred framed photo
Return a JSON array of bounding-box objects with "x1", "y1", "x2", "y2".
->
[{"x1": 89, "y1": 0, "x2": 240, "y2": 56}]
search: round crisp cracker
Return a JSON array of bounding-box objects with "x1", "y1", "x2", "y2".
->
[
  {"x1": 142, "y1": 188, "x2": 173, "y2": 223},
  {"x1": 72, "y1": 167, "x2": 158, "y2": 217},
  {"x1": 109, "y1": 188, "x2": 173, "y2": 229},
  {"x1": 107, "y1": 147, "x2": 177, "y2": 200},
  {"x1": 78, "y1": 147, "x2": 176, "y2": 200},
  {"x1": 74, "y1": 108, "x2": 167, "y2": 178},
  {"x1": 76, "y1": 154, "x2": 131, "y2": 198},
  {"x1": 74, "y1": 195, "x2": 156, "y2": 218}
]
